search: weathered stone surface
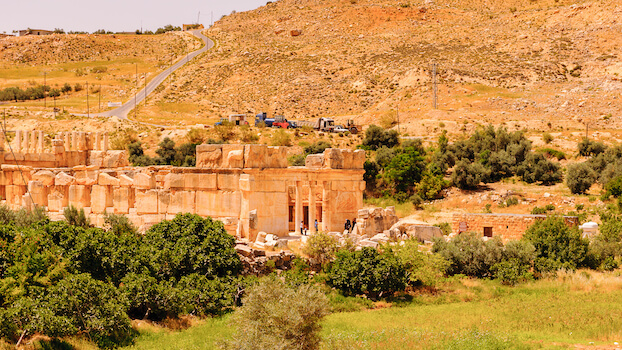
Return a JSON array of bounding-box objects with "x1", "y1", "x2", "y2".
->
[
  {"x1": 163, "y1": 173, "x2": 184, "y2": 189},
  {"x1": 196, "y1": 144, "x2": 222, "y2": 168},
  {"x1": 133, "y1": 173, "x2": 155, "y2": 189},
  {"x1": 119, "y1": 174, "x2": 134, "y2": 186},
  {"x1": 305, "y1": 154, "x2": 324, "y2": 168},
  {"x1": 68, "y1": 185, "x2": 91, "y2": 208},
  {"x1": 32, "y1": 170, "x2": 55, "y2": 186},
  {"x1": 98, "y1": 173, "x2": 120, "y2": 186},
  {"x1": 74, "y1": 170, "x2": 97, "y2": 186}
]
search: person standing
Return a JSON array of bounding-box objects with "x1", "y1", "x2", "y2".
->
[
  {"x1": 300, "y1": 221, "x2": 304, "y2": 235},
  {"x1": 314, "y1": 219, "x2": 318, "y2": 232}
]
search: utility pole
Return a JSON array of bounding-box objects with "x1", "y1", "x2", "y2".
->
[
  {"x1": 396, "y1": 105, "x2": 400, "y2": 134},
  {"x1": 432, "y1": 63, "x2": 438, "y2": 109},
  {"x1": 86, "y1": 81, "x2": 90, "y2": 117},
  {"x1": 98, "y1": 84, "x2": 101, "y2": 112},
  {"x1": 135, "y1": 63, "x2": 138, "y2": 119},
  {"x1": 144, "y1": 73, "x2": 147, "y2": 105},
  {"x1": 211, "y1": 12, "x2": 213, "y2": 27},
  {"x1": 43, "y1": 72, "x2": 47, "y2": 108}
]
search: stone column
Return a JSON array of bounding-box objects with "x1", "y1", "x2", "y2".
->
[
  {"x1": 63, "y1": 132, "x2": 70, "y2": 150},
  {"x1": 22, "y1": 130, "x2": 29, "y2": 153},
  {"x1": 71, "y1": 131, "x2": 78, "y2": 151},
  {"x1": 95, "y1": 132, "x2": 101, "y2": 151},
  {"x1": 37, "y1": 131, "x2": 44, "y2": 152},
  {"x1": 0, "y1": 131, "x2": 4, "y2": 152},
  {"x1": 15, "y1": 130, "x2": 21, "y2": 152},
  {"x1": 322, "y1": 181, "x2": 330, "y2": 232},
  {"x1": 295, "y1": 181, "x2": 302, "y2": 235},
  {"x1": 309, "y1": 181, "x2": 317, "y2": 234},
  {"x1": 30, "y1": 131, "x2": 36, "y2": 153},
  {"x1": 103, "y1": 132, "x2": 109, "y2": 152}
]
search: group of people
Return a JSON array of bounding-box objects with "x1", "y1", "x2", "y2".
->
[
  {"x1": 299, "y1": 219, "x2": 318, "y2": 236},
  {"x1": 298, "y1": 218, "x2": 357, "y2": 235},
  {"x1": 344, "y1": 218, "x2": 356, "y2": 233}
]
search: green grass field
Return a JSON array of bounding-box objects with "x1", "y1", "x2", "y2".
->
[{"x1": 118, "y1": 271, "x2": 622, "y2": 350}]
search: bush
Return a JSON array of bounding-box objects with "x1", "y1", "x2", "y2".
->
[
  {"x1": 91, "y1": 66, "x2": 108, "y2": 74},
  {"x1": 141, "y1": 213, "x2": 241, "y2": 280},
  {"x1": 538, "y1": 147, "x2": 566, "y2": 160},
  {"x1": 361, "y1": 125, "x2": 399, "y2": 150},
  {"x1": 523, "y1": 216, "x2": 589, "y2": 274},
  {"x1": 46, "y1": 274, "x2": 132, "y2": 347},
  {"x1": 302, "y1": 232, "x2": 339, "y2": 267},
  {"x1": 63, "y1": 205, "x2": 90, "y2": 228},
  {"x1": 327, "y1": 247, "x2": 407, "y2": 299},
  {"x1": 304, "y1": 140, "x2": 332, "y2": 155},
  {"x1": 394, "y1": 240, "x2": 448, "y2": 287},
  {"x1": 239, "y1": 125, "x2": 259, "y2": 143},
  {"x1": 517, "y1": 153, "x2": 562, "y2": 185},
  {"x1": 271, "y1": 129, "x2": 292, "y2": 146},
  {"x1": 566, "y1": 162, "x2": 596, "y2": 194},
  {"x1": 543, "y1": 132, "x2": 553, "y2": 144},
  {"x1": 492, "y1": 240, "x2": 535, "y2": 285},
  {"x1": 451, "y1": 160, "x2": 490, "y2": 189},
  {"x1": 74, "y1": 83, "x2": 83, "y2": 92},
  {"x1": 225, "y1": 277, "x2": 330, "y2": 350},
  {"x1": 578, "y1": 138, "x2": 607, "y2": 157},
  {"x1": 432, "y1": 232, "x2": 503, "y2": 278}
]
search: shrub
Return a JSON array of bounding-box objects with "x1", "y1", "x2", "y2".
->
[
  {"x1": 566, "y1": 162, "x2": 596, "y2": 194},
  {"x1": 604, "y1": 175, "x2": 622, "y2": 199},
  {"x1": 91, "y1": 66, "x2": 108, "y2": 74},
  {"x1": 432, "y1": 232, "x2": 503, "y2": 278},
  {"x1": 239, "y1": 125, "x2": 259, "y2": 143},
  {"x1": 14, "y1": 206, "x2": 47, "y2": 227},
  {"x1": 543, "y1": 132, "x2": 553, "y2": 144},
  {"x1": 517, "y1": 153, "x2": 562, "y2": 185},
  {"x1": 225, "y1": 277, "x2": 330, "y2": 350},
  {"x1": 141, "y1": 213, "x2": 242, "y2": 280},
  {"x1": 46, "y1": 274, "x2": 132, "y2": 347},
  {"x1": 214, "y1": 122, "x2": 236, "y2": 141},
  {"x1": 327, "y1": 247, "x2": 407, "y2": 299},
  {"x1": 302, "y1": 232, "x2": 339, "y2": 267},
  {"x1": 531, "y1": 206, "x2": 546, "y2": 215},
  {"x1": 578, "y1": 138, "x2": 606, "y2": 157},
  {"x1": 271, "y1": 129, "x2": 292, "y2": 146},
  {"x1": 63, "y1": 205, "x2": 90, "y2": 228},
  {"x1": 452, "y1": 160, "x2": 490, "y2": 189},
  {"x1": 361, "y1": 125, "x2": 399, "y2": 150},
  {"x1": 288, "y1": 154, "x2": 306, "y2": 166},
  {"x1": 60, "y1": 83, "x2": 72, "y2": 93},
  {"x1": 73, "y1": 83, "x2": 83, "y2": 92},
  {"x1": 523, "y1": 216, "x2": 589, "y2": 274},
  {"x1": 394, "y1": 240, "x2": 448, "y2": 287},
  {"x1": 380, "y1": 110, "x2": 397, "y2": 129},
  {"x1": 304, "y1": 140, "x2": 332, "y2": 155},
  {"x1": 492, "y1": 240, "x2": 535, "y2": 285},
  {"x1": 538, "y1": 147, "x2": 566, "y2": 160}
]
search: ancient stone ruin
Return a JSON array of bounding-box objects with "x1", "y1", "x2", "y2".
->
[{"x1": 0, "y1": 131, "x2": 365, "y2": 240}]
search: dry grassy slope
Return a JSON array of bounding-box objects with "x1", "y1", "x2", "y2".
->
[
  {"x1": 155, "y1": 0, "x2": 621, "y2": 147},
  {"x1": 0, "y1": 32, "x2": 199, "y2": 66}
]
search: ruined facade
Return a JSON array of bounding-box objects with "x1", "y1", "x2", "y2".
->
[
  {"x1": 452, "y1": 213, "x2": 579, "y2": 241},
  {"x1": 0, "y1": 131, "x2": 365, "y2": 240}
]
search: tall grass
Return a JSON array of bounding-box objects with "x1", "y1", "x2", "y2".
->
[{"x1": 122, "y1": 271, "x2": 622, "y2": 350}]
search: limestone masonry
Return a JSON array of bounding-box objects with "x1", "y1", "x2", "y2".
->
[
  {"x1": 0, "y1": 131, "x2": 365, "y2": 240},
  {"x1": 452, "y1": 213, "x2": 579, "y2": 241}
]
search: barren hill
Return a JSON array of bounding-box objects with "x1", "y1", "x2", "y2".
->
[{"x1": 152, "y1": 0, "x2": 622, "y2": 144}]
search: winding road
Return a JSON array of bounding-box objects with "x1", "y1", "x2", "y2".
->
[{"x1": 94, "y1": 29, "x2": 213, "y2": 120}]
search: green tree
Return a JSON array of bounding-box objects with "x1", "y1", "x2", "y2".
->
[
  {"x1": 382, "y1": 145, "x2": 425, "y2": 195},
  {"x1": 302, "y1": 232, "x2": 339, "y2": 267},
  {"x1": 566, "y1": 162, "x2": 596, "y2": 194},
  {"x1": 361, "y1": 125, "x2": 399, "y2": 150},
  {"x1": 327, "y1": 247, "x2": 407, "y2": 298},
  {"x1": 523, "y1": 216, "x2": 589, "y2": 273}
]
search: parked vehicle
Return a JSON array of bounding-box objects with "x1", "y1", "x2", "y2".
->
[
  {"x1": 315, "y1": 117, "x2": 335, "y2": 132},
  {"x1": 216, "y1": 114, "x2": 249, "y2": 126},
  {"x1": 255, "y1": 112, "x2": 275, "y2": 127},
  {"x1": 345, "y1": 119, "x2": 361, "y2": 134}
]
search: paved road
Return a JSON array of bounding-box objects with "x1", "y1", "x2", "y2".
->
[{"x1": 92, "y1": 30, "x2": 213, "y2": 120}]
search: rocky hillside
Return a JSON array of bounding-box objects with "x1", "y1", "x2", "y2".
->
[
  {"x1": 155, "y1": 0, "x2": 621, "y2": 144},
  {"x1": 0, "y1": 32, "x2": 200, "y2": 66}
]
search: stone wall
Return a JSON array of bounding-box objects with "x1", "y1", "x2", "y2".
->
[
  {"x1": 0, "y1": 130, "x2": 127, "y2": 168},
  {"x1": 452, "y1": 213, "x2": 579, "y2": 241},
  {"x1": 0, "y1": 141, "x2": 365, "y2": 241}
]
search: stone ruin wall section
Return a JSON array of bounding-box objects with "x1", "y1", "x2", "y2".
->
[
  {"x1": 0, "y1": 139, "x2": 365, "y2": 241},
  {"x1": 452, "y1": 213, "x2": 580, "y2": 241}
]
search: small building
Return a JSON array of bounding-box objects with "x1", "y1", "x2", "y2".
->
[
  {"x1": 452, "y1": 213, "x2": 579, "y2": 241},
  {"x1": 19, "y1": 29, "x2": 54, "y2": 36},
  {"x1": 0, "y1": 34, "x2": 14, "y2": 38}
]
